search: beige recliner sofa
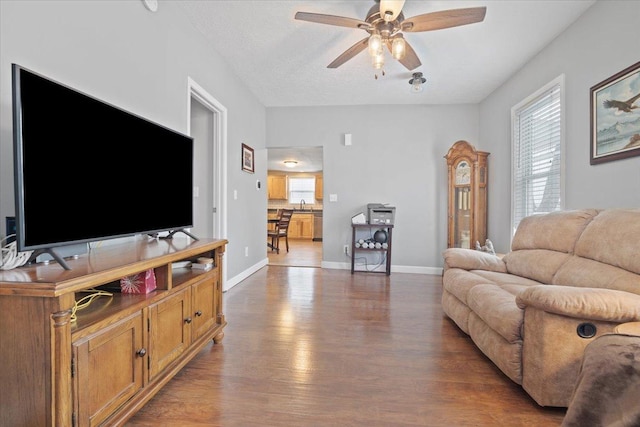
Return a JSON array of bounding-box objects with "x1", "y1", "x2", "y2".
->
[{"x1": 441, "y1": 208, "x2": 640, "y2": 407}]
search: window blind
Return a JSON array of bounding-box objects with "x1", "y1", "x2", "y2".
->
[
  {"x1": 288, "y1": 177, "x2": 316, "y2": 204},
  {"x1": 512, "y1": 81, "x2": 563, "y2": 234}
]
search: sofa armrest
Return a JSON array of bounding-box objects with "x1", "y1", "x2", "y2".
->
[
  {"x1": 516, "y1": 285, "x2": 640, "y2": 322},
  {"x1": 442, "y1": 248, "x2": 507, "y2": 273},
  {"x1": 615, "y1": 322, "x2": 640, "y2": 336}
]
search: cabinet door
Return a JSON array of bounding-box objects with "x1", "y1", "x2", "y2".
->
[
  {"x1": 288, "y1": 217, "x2": 301, "y2": 238},
  {"x1": 191, "y1": 274, "x2": 217, "y2": 341},
  {"x1": 299, "y1": 215, "x2": 314, "y2": 239},
  {"x1": 148, "y1": 287, "x2": 191, "y2": 379},
  {"x1": 73, "y1": 311, "x2": 144, "y2": 427},
  {"x1": 315, "y1": 176, "x2": 323, "y2": 200},
  {"x1": 268, "y1": 175, "x2": 287, "y2": 199}
]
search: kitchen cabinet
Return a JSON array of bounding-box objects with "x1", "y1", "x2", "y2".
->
[
  {"x1": 315, "y1": 176, "x2": 323, "y2": 200},
  {"x1": 289, "y1": 213, "x2": 314, "y2": 239},
  {"x1": 268, "y1": 175, "x2": 287, "y2": 200}
]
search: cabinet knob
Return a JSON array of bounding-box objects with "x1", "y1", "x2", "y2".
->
[
  {"x1": 136, "y1": 348, "x2": 147, "y2": 357},
  {"x1": 184, "y1": 317, "x2": 192, "y2": 324},
  {"x1": 195, "y1": 310, "x2": 203, "y2": 317}
]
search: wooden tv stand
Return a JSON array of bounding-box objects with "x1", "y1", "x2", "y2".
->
[{"x1": 0, "y1": 237, "x2": 227, "y2": 427}]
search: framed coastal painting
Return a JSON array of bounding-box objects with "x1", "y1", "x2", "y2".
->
[
  {"x1": 242, "y1": 143, "x2": 254, "y2": 173},
  {"x1": 590, "y1": 61, "x2": 640, "y2": 165}
]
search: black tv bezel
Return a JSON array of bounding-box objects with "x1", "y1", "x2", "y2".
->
[{"x1": 11, "y1": 64, "x2": 195, "y2": 257}]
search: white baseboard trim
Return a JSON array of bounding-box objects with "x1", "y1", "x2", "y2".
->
[
  {"x1": 225, "y1": 257, "x2": 268, "y2": 291},
  {"x1": 228, "y1": 260, "x2": 442, "y2": 291},
  {"x1": 321, "y1": 261, "x2": 351, "y2": 270},
  {"x1": 321, "y1": 261, "x2": 442, "y2": 275}
]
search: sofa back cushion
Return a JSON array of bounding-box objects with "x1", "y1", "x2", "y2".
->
[
  {"x1": 573, "y1": 209, "x2": 640, "y2": 275},
  {"x1": 504, "y1": 209, "x2": 599, "y2": 284},
  {"x1": 504, "y1": 249, "x2": 571, "y2": 284},
  {"x1": 553, "y1": 256, "x2": 640, "y2": 295},
  {"x1": 511, "y1": 209, "x2": 598, "y2": 253}
]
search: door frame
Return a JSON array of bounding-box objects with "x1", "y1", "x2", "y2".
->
[{"x1": 187, "y1": 77, "x2": 228, "y2": 286}]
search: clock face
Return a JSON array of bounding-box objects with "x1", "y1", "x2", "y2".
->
[{"x1": 455, "y1": 161, "x2": 471, "y2": 185}]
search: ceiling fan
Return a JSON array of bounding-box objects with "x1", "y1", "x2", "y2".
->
[{"x1": 295, "y1": 0, "x2": 486, "y2": 72}]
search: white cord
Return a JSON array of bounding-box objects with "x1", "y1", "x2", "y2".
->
[{"x1": 0, "y1": 235, "x2": 33, "y2": 270}]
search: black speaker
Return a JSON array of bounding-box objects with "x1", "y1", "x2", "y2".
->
[{"x1": 5, "y1": 216, "x2": 16, "y2": 243}]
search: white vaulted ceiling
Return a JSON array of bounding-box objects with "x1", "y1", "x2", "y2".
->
[{"x1": 176, "y1": 0, "x2": 595, "y2": 107}]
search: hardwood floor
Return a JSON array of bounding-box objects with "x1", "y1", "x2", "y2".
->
[
  {"x1": 267, "y1": 239, "x2": 322, "y2": 267},
  {"x1": 126, "y1": 267, "x2": 566, "y2": 426}
]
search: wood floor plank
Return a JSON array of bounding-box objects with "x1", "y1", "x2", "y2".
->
[{"x1": 126, "y1": 266, "x2": 566, "y2": 426}]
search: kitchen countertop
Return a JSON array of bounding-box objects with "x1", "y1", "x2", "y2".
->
[{"x1": 268, "y1": 208, "x2": 322, "y2": 214}]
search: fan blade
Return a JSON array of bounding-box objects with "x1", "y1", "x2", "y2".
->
[
  {"x1": 295, "y1": 12, "x2": 370, "y2": 30},
  {"x1": 402, "y1": 7, "x2": 486, "y2": 32},
  {"x1": 328, "y1": 37, "x2": 369, "y2": 68},
  {"x1": 393, "y1": 39, "x2": 421, "y2": 71},
  {"x1": 379, "y1": 0, "x2": 405, "y2": 22}
]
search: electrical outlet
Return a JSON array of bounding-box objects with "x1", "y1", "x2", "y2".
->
[
  {"x1": 245, "y1": 247, "x2": 249, "y2": 257},
  {"x1": 343, "y1": 245, "x2": 349, "y2": 256}
]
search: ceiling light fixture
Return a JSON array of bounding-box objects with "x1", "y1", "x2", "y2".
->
[
  {"x1": 391, "y1": 34, "x2": 406, "y2": 60},
  {"x1": 364, "y1": 1, "x2": 406, "y2": 77},
  {"x1": 368, "y1": 32, "x2": 383, "y2": 56},
  {"x1": 409, "y1": 72, "x2": 426, "y2": 93},
  {"x1": 295, "y1": 2, "x2": 487, "y2": 75},
  {"x1": 283, "y1": 160, "x2": 298, "y2": 168}
]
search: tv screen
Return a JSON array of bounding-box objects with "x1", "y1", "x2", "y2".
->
[{"x1": 12, "y1": 64, "x2": 194, "y2": 259}]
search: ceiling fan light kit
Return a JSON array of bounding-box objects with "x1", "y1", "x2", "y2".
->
[
  {"x1": 391, "y1": 34, "x2": 406, "y2": 60},
  {"x1": 295, "y1": 1, "x2": 486, "y2": 75},
  {"x1": 409, "y1": 72, "x2": 426, "y2": 93},
  {"x1": 368, "y1": 32, "x2": 383, "y2": 56}
]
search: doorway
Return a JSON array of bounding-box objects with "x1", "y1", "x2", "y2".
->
[
  {"x1": 187, "y1": 78, "x2": 228, "y2": 285},
  {"x1": 267, "y1": 146, "x2": 323, "y2": 268}
]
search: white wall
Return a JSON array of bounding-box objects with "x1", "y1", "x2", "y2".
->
[
  {"x1": 0, "y1": 0, "x2": 266, "y2": 281},
  {"x1": 3, "y1": 1, "x2": 635, "y2": 277},
  {"x1": 267, "y1": 104, "x2": 479, "y2": 271},
  {"x1": 479, "y1": 0, "x2": 640, "y2": 253}
]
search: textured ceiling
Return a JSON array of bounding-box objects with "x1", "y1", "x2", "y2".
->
[
  {"x1": 177, "y1": 0, "x2": 595, "y2": 108},
  {"x1": 267, "y1": 146, "x2": 323, "y2": 172}
]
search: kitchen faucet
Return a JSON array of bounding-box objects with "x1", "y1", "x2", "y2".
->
[{"x1": 299, "y1": 199, "x2": 306, "y2": 210}]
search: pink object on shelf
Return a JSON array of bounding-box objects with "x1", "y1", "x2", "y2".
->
[{"x1": 120, "y1": 269, "x2": 157, "y2": 294}]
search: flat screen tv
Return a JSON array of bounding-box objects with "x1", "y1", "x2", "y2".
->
[{"x1": 12, "y1": 64, "x2": 195, "y2": 269}]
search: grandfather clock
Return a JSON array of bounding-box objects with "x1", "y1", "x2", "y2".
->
[{"x1": 445, "y1": 140, "x2": 489, "y2": 249}]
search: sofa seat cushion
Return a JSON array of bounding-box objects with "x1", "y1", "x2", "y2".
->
[
  {"x1": 467, "y1": 284, "x2": 524, "y2": 343},
  {"x1": 504, "y1": 249, "x2": 571, "y2": 284},
  {"x1": 442, "y1": 268, "x2": 495, "y2": 305},
  {"x1": 553, "y1": 256, "x2": 640, "y2": 294}
]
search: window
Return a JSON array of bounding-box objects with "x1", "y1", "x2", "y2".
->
[
  {"x1": 511, "y1": 75, "x2": 564, "y2": 235},
  {"x1": 288, "y1": 177, "x2": 316, "y2": 205}
]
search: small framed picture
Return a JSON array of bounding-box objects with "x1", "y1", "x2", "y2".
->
[
  {"x1": 590, "y1": 61, "x2": 640, "y2": 165},
  {"x1": 242, "y1": 143, "x2": 255, "y2": 173}
]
